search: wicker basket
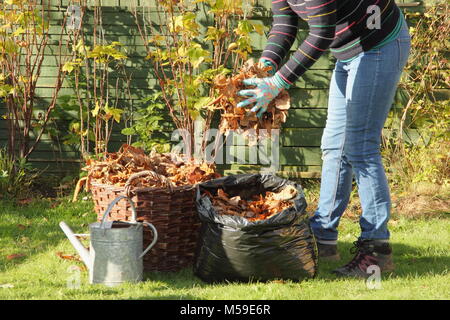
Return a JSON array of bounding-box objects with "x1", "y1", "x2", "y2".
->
[{"x1": 90, "y1": 171, "x2": 200, "y2": 272}]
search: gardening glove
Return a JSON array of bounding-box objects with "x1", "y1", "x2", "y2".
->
[
  {"x1": 237, "y1": 73, "x2": 290, "y2": 118},
  {"x1": 259, "y1": 58, "x2": 277, "y2": 76}
]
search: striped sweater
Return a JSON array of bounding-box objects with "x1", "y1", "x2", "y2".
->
[{"x1": 262, "y1": 0, "x2": 401, "y2": 86}]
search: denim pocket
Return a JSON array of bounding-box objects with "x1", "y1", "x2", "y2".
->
[
  {"x1": 396, "y1": 20, "x2": 411, "y2": 70},
  {"x1": 397, "y1": 37, "x2": 411, "y2": 71},
  {"x1": 365, "y1": 47, "x2": 381, "y2": 56}
]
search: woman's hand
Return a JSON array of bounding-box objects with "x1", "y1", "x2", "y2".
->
[{"x1": 237, "y1": 74, "x2": 290, "y2": 118}]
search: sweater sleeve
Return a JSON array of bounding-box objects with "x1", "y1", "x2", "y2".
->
[
  {"x1": 276, "y1": 0, "x2": 337, "y2": 86},
  {"x1": 260, "y1": 0, "x2": 299, "y2": 70}
]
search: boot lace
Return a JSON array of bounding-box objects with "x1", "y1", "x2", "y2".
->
[{"x1": 344, "y1": 240, "x2": 377, "y2": 271}]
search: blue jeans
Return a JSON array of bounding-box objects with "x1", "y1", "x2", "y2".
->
[{"x1": 310, "y1": 18, "x2": 411, "y2": 242}]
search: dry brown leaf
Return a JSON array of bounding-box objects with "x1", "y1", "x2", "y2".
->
[
  {"x1": 17, "y1": 198, "x2": 33, "y2": 206},
  {"x1": 217, "y1": 189, "x2": 230, "y2": 201},
  {"x1": 229, "y1": 196, "x2": 241, "y2": 206},
  {"x1": 56, "y1": 252, "x2": 82, "y2": 262},
  {"x1": 274, "y1": 90, "x2": 291, "y2": 110},
  {"x1": 6, "y1": 253, "x2": 26, "y2": 260},
  {"x1": 72, "y1": 177, "x2": 87, "y2": 202},
  {"x1": 271, "y1": 186, "x2": 298, "y2": 201}
]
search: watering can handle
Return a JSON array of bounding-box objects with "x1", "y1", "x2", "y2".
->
[
  {"x1": 100, "y1": 195, "x2": 158, "y2": 259},
  {"x1": 100, "y1": 195, "x2": 138, "y2": 226},
  {"x1": 138, "y1": 222, "x2": 158, "y2": 259}
]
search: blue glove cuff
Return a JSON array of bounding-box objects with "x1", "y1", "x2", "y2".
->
[{"x1": 272, "y1": 72, "x2": 291, "y2": 90}]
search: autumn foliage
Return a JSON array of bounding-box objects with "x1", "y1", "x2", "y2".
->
[
  {"x1": 214, "y1": 59, "x2": 291, "y2": 136},
  {"x1": 203, "y1": 185, "x2": 297, "y2": 221},
  {"x1": 83, "y1": 144, "x2": 220, "y2": 188}
]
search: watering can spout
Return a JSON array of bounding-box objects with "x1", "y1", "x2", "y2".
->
[{"x1": 59, "y1": 221, "x2": 92, "y2": 270}]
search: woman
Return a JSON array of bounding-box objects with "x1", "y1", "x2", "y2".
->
[{"x1": 238, "y1": 0, "x2": 411, "y2": 278}]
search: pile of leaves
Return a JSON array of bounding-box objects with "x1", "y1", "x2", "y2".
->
[
  {"x1": 83, "y1": 144, "x2": 220, "y2": 188},
  {"x1": 203, "y1": 185, "x2": 297, "y2": 221},
  {"x1": 213, "y1": 59, "x2": 291, "y2": 137}
]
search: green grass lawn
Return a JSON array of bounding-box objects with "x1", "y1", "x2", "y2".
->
[{"x1": 0, "y1": 197, "x2": 448, "y2": 300}]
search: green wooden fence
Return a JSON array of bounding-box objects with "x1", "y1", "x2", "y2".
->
[{"x1": 0, "y1": 0, "x2": 438, "y2": 178}]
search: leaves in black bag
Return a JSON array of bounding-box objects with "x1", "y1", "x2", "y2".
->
[{"x1": 207, "y1": 187, "x2": 296, "y2": 221}]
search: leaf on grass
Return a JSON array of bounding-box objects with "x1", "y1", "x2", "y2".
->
[
  {"x1": 56, "y1": 254, "x2": 88, "y2": 272},
  {"x1": 17, "y1": 224, "x2": 27, "y2": 230},
  {"x1": 75, "y1": 234, "x2": 89, "y2": 240},
  {"x1": 17, "y1": 198, "x2": 33, "y2": 206},
  {"x1": 50, "y1": 201, "x2": 61, "y2": 208},
  {"x1": 271, "y1": 279, "x2": 286, "y2": 284},
  {"x1": 19, "y1": 236, "x2": 29, "y2": 244},
  {"x1": 56, "y1": 252, "x2": 82, "y2": 262},
  {"x1": 6, "y1": 253, "x2": 26, "y2": 260}
]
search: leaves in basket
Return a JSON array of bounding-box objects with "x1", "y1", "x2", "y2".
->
[{"x1": 83, "y1": 144, "x2": 221, "y2": 188}]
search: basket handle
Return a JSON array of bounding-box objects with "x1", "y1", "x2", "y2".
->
[{"x1": 124, "y1": 170, "x2": 174, "y2": 197}]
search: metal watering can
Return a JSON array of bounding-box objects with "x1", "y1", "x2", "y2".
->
[{"x1": 59, "y1": 195, "x2": 158, "y2": 286}]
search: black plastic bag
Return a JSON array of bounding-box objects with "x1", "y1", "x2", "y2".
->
[{"x1": 193, "y1": 174, "x2": 318, "y2": 283}]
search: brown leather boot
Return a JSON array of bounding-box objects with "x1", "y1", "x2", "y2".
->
[
  {"x1": 317, "y1": 242, "x2": 341, "y2": 261},
  {"x1": 333, "y1": 239, "x2": 394, "y2": 278}
]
